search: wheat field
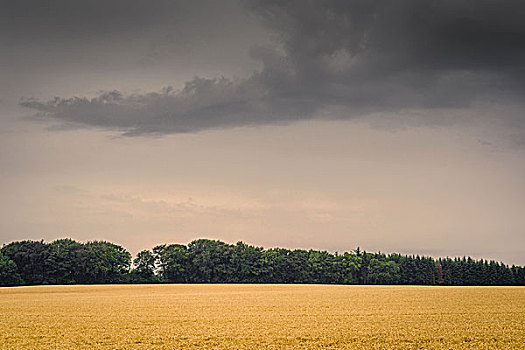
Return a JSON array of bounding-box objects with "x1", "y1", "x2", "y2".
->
[{"x1": 0, "y1": 284, "x2": 524, "y2": 349}]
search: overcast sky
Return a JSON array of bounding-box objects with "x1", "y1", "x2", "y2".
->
[{"x1": 1, "y1": 0, "x2": 524, "y2": 264}]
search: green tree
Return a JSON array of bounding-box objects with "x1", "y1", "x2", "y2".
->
[
  {"x1": 338, "y1": 252, "x2": 361, "y2": 284},
  {"x1": 0, "y1": 252, "x2": 23, "y2": 286},
  {"x1": 132, "y1": 250, "x2": 158, "y2": 283},
  {"x1": 188, "y1": 239, "x2": 232, "y2": 282},
  {"x1": 230, "y1": 241, "x2": 267, "y2": 283},
  {"x1": 262, "y1": 248, "x2": 291, "y2": 283},
  {"x1": 1, "y1": 240, "x2": 49, "y2": 285},
  {"x1": 83, "y1": 241, "x2": 131, "y2": 283},
  {"x1": 366, "y1": 257, "x2": 400, "y2": 284},
  {"x1": 154, "y1": 244, "x2": 189, "y2": 282},
  {"x1": 44, "y1": 238, "x2": 84, "y2": 284}
]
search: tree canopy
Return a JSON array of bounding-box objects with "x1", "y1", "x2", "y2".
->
[{"x1": 1, "y1": 238, "x2": 523, "y2": 287}]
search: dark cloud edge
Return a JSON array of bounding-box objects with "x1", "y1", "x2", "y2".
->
[{"x1": 19, "y1": 0, "x2": 525, "y2": 136}]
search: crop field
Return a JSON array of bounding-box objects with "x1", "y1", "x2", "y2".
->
[{"x1": 0, "y1": 285, "x2": 524, "y2": 349}]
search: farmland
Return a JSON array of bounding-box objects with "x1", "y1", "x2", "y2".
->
[{"x1": 1, "y1": 285, "x2": 524, "y2": 349}]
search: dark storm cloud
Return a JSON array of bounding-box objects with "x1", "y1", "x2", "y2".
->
[{"x1": 19, "y1": 0, "x2": 525, "y2": 135}]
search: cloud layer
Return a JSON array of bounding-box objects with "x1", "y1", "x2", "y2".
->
[{"x1": 20, "y1": 0, "x2": 525, "y2": 135}]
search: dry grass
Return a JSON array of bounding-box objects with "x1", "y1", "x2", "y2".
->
[{"x1": 0, "y1": 284, "x2": 524, "y2": 349}]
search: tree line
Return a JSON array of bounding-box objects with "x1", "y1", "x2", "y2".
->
[{"x1": 1, "y1": 238, "x2": 524, "y2": 286}]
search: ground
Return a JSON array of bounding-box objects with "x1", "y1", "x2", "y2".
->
[{"x1": 1, "y1": 284, "x2": 524, "y2": 349}]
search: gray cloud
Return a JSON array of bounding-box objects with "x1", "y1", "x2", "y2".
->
[
  {"x1": 1, "y1": 0, "x2": 211, "y2": 44},
  {"x1": 19, "y1": 0, "x2": 525, "y2": 135}
]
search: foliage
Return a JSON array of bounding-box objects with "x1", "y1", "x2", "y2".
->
[
  {"x1": 1, "y1": 238, "x2": 524, "y2": 286},
  {"x1": 131, "y1": 250, "x2": 158, "y2": 283},
  {"x1": 0, "y1": 252, "x2": 23, "y2": 286},
  {"x1": 1, "y1": 239, "x2": 130, "y2": 285}
]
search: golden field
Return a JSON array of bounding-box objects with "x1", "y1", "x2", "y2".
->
[{"x1": 0, "y1": 285, "x2": 524, "y2": 349}]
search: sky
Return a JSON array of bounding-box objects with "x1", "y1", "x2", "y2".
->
[{"x1": 1, "y1": 0, "x2": 524, "y2": 265}]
